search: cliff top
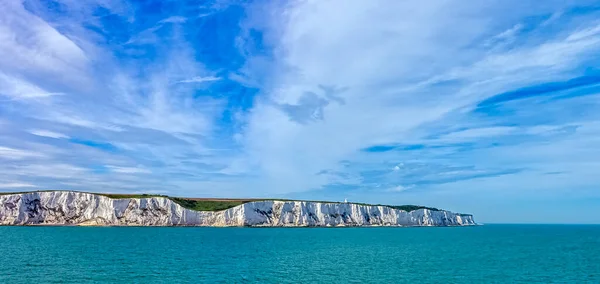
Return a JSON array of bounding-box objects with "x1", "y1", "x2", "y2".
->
[{"x1": 0, "y1": 190, "x2": 470, "y2": 215}]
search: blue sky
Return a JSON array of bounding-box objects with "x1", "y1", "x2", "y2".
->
[{"x1": 1, "y1": 0, "x2": 600, "y2": 223}]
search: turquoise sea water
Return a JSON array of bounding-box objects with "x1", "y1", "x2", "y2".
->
[{"x1": 0, "y1": 225, "x2": 599, "y2": 283}]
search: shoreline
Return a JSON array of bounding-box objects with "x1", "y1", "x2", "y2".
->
[{"x1": 0, "y1": 191, "x2": 476, "y2": 227}]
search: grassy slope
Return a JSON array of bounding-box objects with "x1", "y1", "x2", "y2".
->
[
  {"x1": 169, "y1": 198, "x2": 247, "y2": 212},
  {"x1": 0, "y1": 190, "x2": 459, "y2": 213}
]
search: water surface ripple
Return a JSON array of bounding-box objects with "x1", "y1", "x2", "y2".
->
[{"x1": 1, "y1": 225, "x2": 598, "y2": 283}]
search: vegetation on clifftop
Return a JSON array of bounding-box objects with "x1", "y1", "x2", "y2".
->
[
  {"x1": 386, "y1": 205, "x2": 440, "y2": 212},
  {"x1": 169, "y1": 198, "x2": 247, "y2": 212}
]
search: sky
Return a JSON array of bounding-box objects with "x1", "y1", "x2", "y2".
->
[{"x1": 1, "y1": 0, "x2": 600, "y2": 223}]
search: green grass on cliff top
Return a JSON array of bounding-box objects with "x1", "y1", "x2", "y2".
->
[
  {"x1": 169, "y1": 198, "x2": 247, "y2": 212},
  {"x1": 0, "y1": 190, "x2": 461, "y2": 213}
]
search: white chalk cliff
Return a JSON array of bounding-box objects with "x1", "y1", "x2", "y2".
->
[{"x1": 0, "y1": 191, "x2": 475, "y2": 227}]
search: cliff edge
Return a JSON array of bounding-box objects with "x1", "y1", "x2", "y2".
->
[{"x1": 0, "y1": 191, "x2": 476, "y2": 227}]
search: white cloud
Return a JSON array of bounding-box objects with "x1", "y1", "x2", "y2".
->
[
  {"x1": 177, "y1": 76, "x2": 221, "y2": 84},
  {"x1": 436, "y1": 127, "x2": 517, "y2": 142},
  {"x1": 387, "y1": 185, "x2": 413, "y2": 192},
  {"x1": 106, "y1": 166, "x2": 151, "y2": 174},
  {"x1": 46, "y1": 113, "x2": 125, "y2": 132},
  {"x1": 484, "y1": 24, "x2": 523, "y2": 47},
  {"x1": 0, "y1": 146, "x2": 45, "y2": 160},
  {"x1": 0, "y1": 0, "x2": 90, "y2": 86},
  {"x1": 236, "y1": 1, "x2": 600, "y2": 194},
  {"x1": 0, "y1": 0, "x2": 220, "y2": 140},
  {"x1": 159, "y1": 16, "x2": 187, "y2": 24},
  {"x1": 28, "y1": 129, "x2": 70, "y2": 139},
  {"x1": 0, "y1": 73, "x2": 63, "y2": 99},
  {"x1": 392, "y1": 163, "x2": 404, "y2": 171},
  {"x1": 0, "y1": 0, "x2": 244, "y2": 195},
  {"x1": 0, "y1": 182, "x2": 36, "y2": 188},
  {"x1": 566, "y1": 23, "x2": 600, "y2": 42},
  {"x1": 2, "y1": 164, "x2": 87, "y2": 179}
]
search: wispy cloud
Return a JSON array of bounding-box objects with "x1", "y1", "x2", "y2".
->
[
  {"x1": 0, "y1": 73, "x2": 63, "y2": 99},
  {"x1": 177, "y1": 76, "x2": 221, "y2": 84},
  {"x1": 435, "y1": 127, "x2": 517, "y2": 142},
  {"x1": 105, "y1": 165, "x2": 151, "y2": 174},
  {"x1": 233, "y1": 1, "x2": 600, "y2": 196},
  {"x1": 0, "y1": 146, "x2": 45, "y2": 160},
  {"x1": 0, "y1": 0, "x2": 90, "y2": 86},
  {"x1": 159, "y1": 16, "x2": 187, "y2": 24},
  {"x1": 484, "y1": 24, "x2": 523, "y2": 47},
  {"x1": 29, "y1": 129, "x2": 70, "y2": 139},
  {"x1": 0, "y1": 182, "x2": 37, "y2": 189}
]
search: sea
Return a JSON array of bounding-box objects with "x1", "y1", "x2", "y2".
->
[{"x1": 0, "y1": 224, "x2": 598, "y2": 283}]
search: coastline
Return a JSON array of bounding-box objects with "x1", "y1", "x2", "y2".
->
[{"x1": 0, "y1": 191, "x2": 476, "y2": 227}]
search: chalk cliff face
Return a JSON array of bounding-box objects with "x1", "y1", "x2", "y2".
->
[{"x1": 0, "y1": 191, "x2": 475, "y2": 227}]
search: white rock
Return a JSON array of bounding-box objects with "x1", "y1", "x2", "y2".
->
[{"x1": 0, "y1": 191, "x2": 476, "y2": 227}]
